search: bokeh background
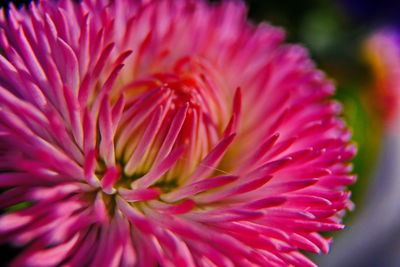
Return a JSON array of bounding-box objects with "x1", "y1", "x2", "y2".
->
[{"x1": 1, "y1": 0, "x2": 399, "y2": 266}]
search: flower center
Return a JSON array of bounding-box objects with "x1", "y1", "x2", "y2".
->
[
  {"x1": 158, "y1": 73, "x2": 201, "y2": 110},
  {"x1": 99, "y1": 57, "x2": 229, "y2": 198}
]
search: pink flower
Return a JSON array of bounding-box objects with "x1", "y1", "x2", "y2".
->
[{"x1": 0, "y1": 0, "x2": 355, "y2": 266}]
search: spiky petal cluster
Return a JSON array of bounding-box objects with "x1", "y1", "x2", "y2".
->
[{"x1": 0, "y1": 0, "x2": 355, "y2": 266}]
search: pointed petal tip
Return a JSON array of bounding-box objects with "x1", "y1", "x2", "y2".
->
[{"x1": 245, "y1": 196, "x2": 287, "y2": 209}]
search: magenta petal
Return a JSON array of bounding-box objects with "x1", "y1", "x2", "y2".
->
[
  {"x1": 163, "y1": 175, "x2": 239, "y2": 202},
  {"x1": 116, "y1": 197, "x2": 156, "y2": 234},
  {"x1": 186, "y1": 133, "x2": 236, "y2": 183},
  {"x1": 111, "y1": 94, "x2": 126, "y2": 133},
  {"x1": 194, "y1": 174, "x2": 273, "y2": 203},
  {"x1": 94, "y1": 191, "x2": 108, "y2": 223},
  {"x1": 100, "y1": 166, "x2": 120, "y2": 194},
  {"x1": 149, "y1": 199, "x2": 196, "y2": 215},
  {"x1": 243, "y1": 197, "x2": 287, "y2": 210},
  {"x1": 83, "y1": 107, "x2": 96, "y2": 154},
  {"x1": 131, "y1": 146, "x2": 186, "y2": 189},
  {"x1": 236, "y1": 133, "x2": 280, "y2": 173},
  {"x1": 12, "y1": 233, "x2": 80, "y2": 267},
  {"x1": 0, "y1": 212, "x2": 34, "y2": 233},
  {"x1": 222, "y1": 87, "x2": 242, "y2": 137},
  {"x1": 92, "y1": 43, "x2": 116, "y2": 79},
  {"x1": 114, "y1": 212, "x2": 137, "y2": 267},
  {"x1": 99, "y1": 94, "x2": 115, "y2": 166},
  {"x1": 119, "y1": 187, "x2": 161, "y2": 202},
  {"x1": 124, "y1": 107, "x2": 164, "y2": 175},
  {"x1": 153, "y1": 103, "x2": 189, "y2": 165},
  {"x1": 186, "y1": 209, "x2": 264, "y2": 223},
  {"x1": 61, "y1": 227, "x2": 99, "y2": 267},
  {"x1": 83, "y1": 149, "x2": 101, "y2": 187}
]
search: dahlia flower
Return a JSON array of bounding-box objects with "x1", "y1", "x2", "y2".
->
[{"x1": 0, "y1": 0, "x2": 355, "y2": 266}]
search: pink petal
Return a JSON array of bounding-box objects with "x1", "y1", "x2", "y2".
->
[
  {"x1": 163, "y1": 175, "x2": 239, "y2": 202},
  {"x1": 131, "y1": 146, "x2": 185, "y2": 189},
  {"x1": 186, "y1": 133, "x2": 236, "y2": 183},
  {"x1": 119, "y1": 187, "x2": 161, "y2": 202},
  {"x1": 100, "y1": 166, "x2": 120, "y2": 194},
  {"x1": 153, "y1": 103, "x2": 188, "y2": 165},
  {"x1": 12, "y1": 233, "x2": 80, "y2": 267},
  {"x1": 148, "y1": 199, "x2": 196, "y2": 215},
  {"x1": 124, "y1": 106, "x2": 164, "y2": 175}
]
